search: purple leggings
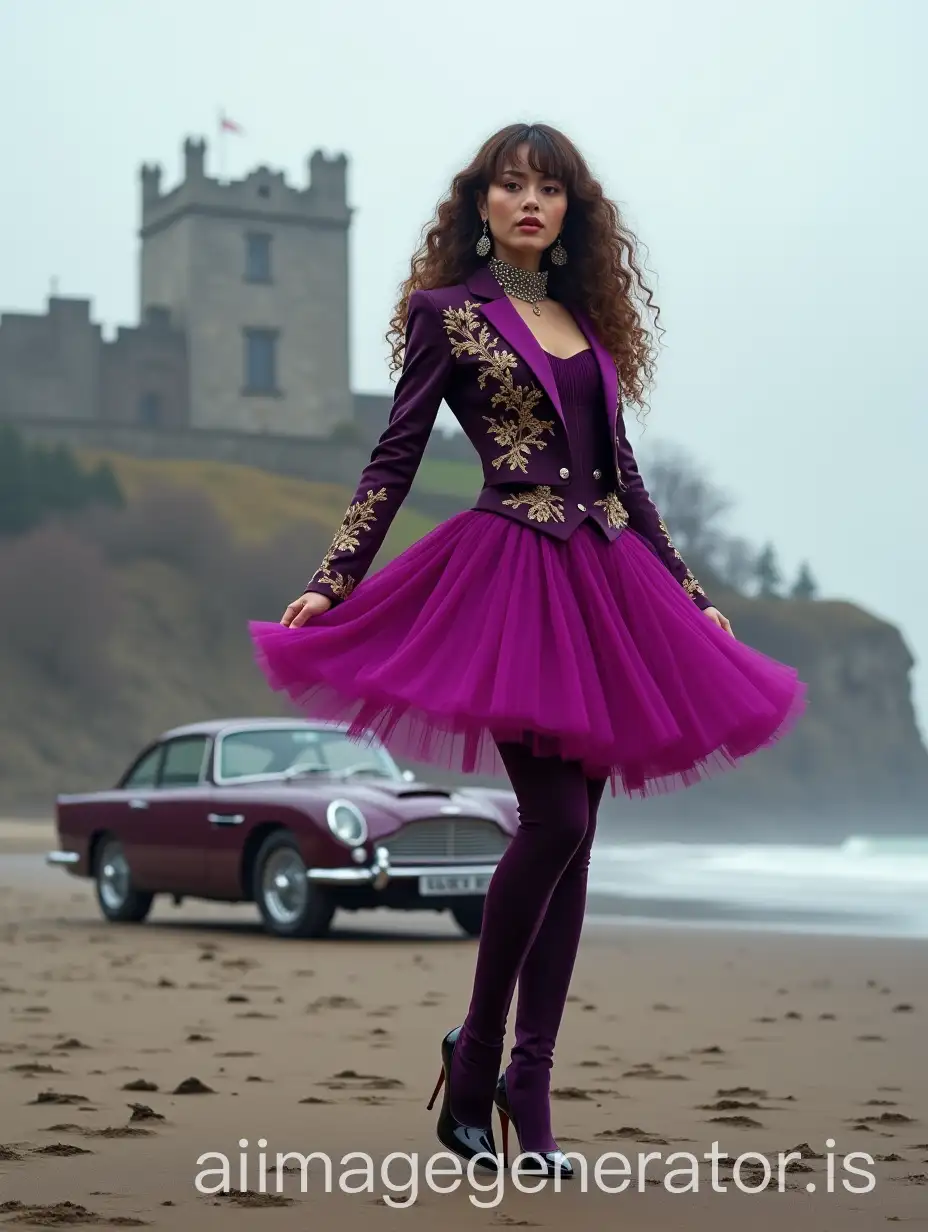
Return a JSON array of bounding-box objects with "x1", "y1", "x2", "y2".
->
[{"x1": 449, "y1": 738, "x2": 607, "y2": 1152}]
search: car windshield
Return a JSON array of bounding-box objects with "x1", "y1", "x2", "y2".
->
[{"x1": 216, "y1": 726, "x2": 400, "y2": 783}]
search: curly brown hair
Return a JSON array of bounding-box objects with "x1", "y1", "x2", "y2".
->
[{"x1": 386, "y1": 122, "x2": 664, "y2": 412}]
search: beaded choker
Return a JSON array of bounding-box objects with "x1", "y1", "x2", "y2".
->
[{"x1": 488, "y1": 255, "x2": 548, "y2": 315}]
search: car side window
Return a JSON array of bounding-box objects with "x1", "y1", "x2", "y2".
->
[
  {"x1": 159, "y1": 736, "x2": 209, "y2": 788},
  {"x1": 122, "y1": 746, "x2": 162, "y2": 789}
]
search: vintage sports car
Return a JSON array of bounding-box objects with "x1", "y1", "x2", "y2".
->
[{"x1": 46, "y1": 718, "x2": 518, "y2": 938}]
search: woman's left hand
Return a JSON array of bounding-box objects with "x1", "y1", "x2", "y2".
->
[{"x1": 703, "y1": 606, "x2": 734, "y2": 636}]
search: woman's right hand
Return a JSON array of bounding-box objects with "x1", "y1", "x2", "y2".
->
[{"x1": 280, "y1": 591, "x2": 333, "y2": 627}]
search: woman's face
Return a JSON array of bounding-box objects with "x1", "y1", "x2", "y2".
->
[{"x1": 478, "y1": 144, "x2": 567, "y2": 268}]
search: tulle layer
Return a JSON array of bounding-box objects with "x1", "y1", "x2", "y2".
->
[{"x1": 247, "y1": 511, "x2": 806, "y2": 798}]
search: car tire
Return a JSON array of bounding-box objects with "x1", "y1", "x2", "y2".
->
[
  {"x1": 450, "y1": 898, "x2": 485, "y2": 937},
  {"x1": 253, "y1": 830, "x2": 335, "y2": 939},
  {"x1": 93, "y1": 837, "x2": 154, "y2": 923}
]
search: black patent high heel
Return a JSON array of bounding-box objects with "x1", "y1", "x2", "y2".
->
[
  {"x1": 494, "y1": 1069, "x2": 574, "y2": 1179},
  {"x1": 426, "y1": 1025, "x2": 499, "y2": 1172}
]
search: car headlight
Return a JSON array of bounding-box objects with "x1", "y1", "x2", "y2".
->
[{"x1": 326, "y1": 799, "x2": 367, "y2": 847}]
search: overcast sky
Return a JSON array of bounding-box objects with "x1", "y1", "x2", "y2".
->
[{"x1": 1, "y1": 0, "x2": 925, "y2": 738}]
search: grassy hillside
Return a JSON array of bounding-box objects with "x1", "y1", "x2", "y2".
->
[{"x1": 73, "y1": 449, "x2": 438, "y2": 551}]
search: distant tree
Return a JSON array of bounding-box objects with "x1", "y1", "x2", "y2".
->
[
  {"x1": 754, "y1": 541, "x2": 783, "y2": 598},
  {"x1": 0, "y1": 426, "x2": 39, "y2": 535},
  {"x1": 635, "y1": 440, "x2": 734, "y2": 560},
  {"x1": 714, "y1": 536, "x2": 759, "y2": 593},
  {"x1": 790, "y1": 560, "x2": 817, "y2": 600},
  {"x1": 0, "y1": 426, "x2": 124, "y2": 537},
  {"x1": 84, "y1": 459, "x2": 125, "y2": 510},
  {"x1": 31, "y1": 442, "x2": 88, "y2": 512}
]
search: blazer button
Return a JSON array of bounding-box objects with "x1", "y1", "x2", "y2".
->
[
  {"x1": 577, "y1": 503, "x2": 586, "y2": 511},
  {"x1": 559, "y1": 467, "x2": 570, "y2": 479},
  {"x1": 592, "y1": 469, "x2": 602, "y2": 479}
]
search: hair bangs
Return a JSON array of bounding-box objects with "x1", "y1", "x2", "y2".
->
[{"x1": 492, "y1": 125, "x2": 570, "y2": 184}]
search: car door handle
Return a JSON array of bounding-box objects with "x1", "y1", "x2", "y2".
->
[
  {"x1": 207, "y1": 813, "x2": 244, "y2": 826},
  {"x1": 128, "y1": 798, "x2": 149, "y2": 810}
]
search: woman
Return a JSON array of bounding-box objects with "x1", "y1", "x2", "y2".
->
[{"x1": 248, "y1": 122, "x2": 806, "y2": 1178}]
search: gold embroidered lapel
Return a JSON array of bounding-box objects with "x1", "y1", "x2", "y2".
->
[{"x1": 442, "y1": 301, "x2": 556, "y2": 474}]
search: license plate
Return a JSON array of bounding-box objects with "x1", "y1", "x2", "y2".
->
[{"x1": 418, "y1": 873, "x2": 492, "y2": 896}]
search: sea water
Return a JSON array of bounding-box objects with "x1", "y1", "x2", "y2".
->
[{"x1": 586, "y1": 838, "x2": 928, "y2": 938}]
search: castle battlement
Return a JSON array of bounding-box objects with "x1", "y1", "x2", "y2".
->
[
  {"x1": 2, "y1": 135, "x2": 355, "y2": 442},
  {"x1": 140, "y1": 137, "x2": 351, "y2": 238}
]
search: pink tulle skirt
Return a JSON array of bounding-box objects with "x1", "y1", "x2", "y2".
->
[{"x1": 247, "y1": 510, "x2": 806, "y2": 798}]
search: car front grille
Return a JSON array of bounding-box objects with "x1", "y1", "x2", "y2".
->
[{"x1": 379, "y1": 818, "x2": 509, "y2": 863}]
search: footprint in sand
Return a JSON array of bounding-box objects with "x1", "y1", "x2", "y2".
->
[
  {"x1": 318, "y1": 1070, "x2": 404, "y2": 1091},
  {"x1": 306, "y1": 996, "x2": 360, "y2": 1012},
  {"x1": 622, "y1": 1063, "x2": 688, "y2": 1081},
  {"x1": 172, "y1": 1077, "x2": 215, "y2": 1095},
  {"x1": 0, "y1": 1201, "x2": 148, "y2": 1225},
  {"x1": 128, "y1": 1104, "x2": 164, "y2": 1123},
  {"x1": 27, "y1": 1092, "x2": 91, "y2": 1106},
  {"x1": 32, "y1": 1143, "x2": 94, "y2": 1156},
  {"x1": 698, "y1": 1100, "x2": 771, "y2": 1112},
  {"x1": 850, "y1": 1113, "x2": 916, "y2": 1126},
  {"x1": 214, "y1": 1190, "x2": 294, "y2": 1207},
  {"x1": 595, "y1": 1126, "x2": 669, "y2": 1145}
]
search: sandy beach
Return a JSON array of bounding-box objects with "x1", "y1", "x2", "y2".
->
[{"x1": 1, "y1": 818, "x2": 926, "y2": 1229}]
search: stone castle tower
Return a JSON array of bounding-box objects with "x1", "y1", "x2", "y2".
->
[{"x1": 138, "y1": 137, "x2": 352, "y2": 437}]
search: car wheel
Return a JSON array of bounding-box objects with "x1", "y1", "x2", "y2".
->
[
  {"x1": 94, "y1": 837, "x2": 154, "y2": 923},
  {"x1": 253, "y1": 830, "x2": 335, "y2": 939},
  {"x1": 450, "y1": 898, "x2": 485, "y2": 937}
]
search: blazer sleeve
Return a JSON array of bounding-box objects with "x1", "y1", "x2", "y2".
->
[
  {"x1": 615, "y1": 409, "x2": 713, "y2": 611},
  {"x1": 302, "y1": 289, "x2": 453, "y2": 604}
]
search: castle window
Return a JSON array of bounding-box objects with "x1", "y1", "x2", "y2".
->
[
  {"x1": 139, "y1": 391, "x2": 162, "y2": 426},
  {"x1": 244, "y1": 328, "x2": 279, "y2": 394},
  {"x1": 245, "y1": 232, "x2": 272, "y2": 282}
]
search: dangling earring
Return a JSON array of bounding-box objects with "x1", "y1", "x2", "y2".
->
[
  {"x1": 550, "y1": 233, "x2": 567, "y2": 266},
  {"x1": 476, "y1": 218, "x2": 491, "y2": 257}
]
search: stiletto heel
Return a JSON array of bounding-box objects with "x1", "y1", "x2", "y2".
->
[
  {"x1": 493, "y1": 1069, "x2": 574, "y2": 1179},
  {"x1": 426, "y1": 1067, "x2": 444, "y2": 1110},
  {"x1": 432, "y1": 1025, "x2": 499, "y2": 1172},
  {"x1": 498, "y1": 1106, "x2": 511, "y2": 1168}
]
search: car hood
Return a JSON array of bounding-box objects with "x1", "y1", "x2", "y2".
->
[{"x1": 260, "y1": 777, "x2": 513, "y2": 838}]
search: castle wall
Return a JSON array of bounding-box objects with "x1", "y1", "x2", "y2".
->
[{"x1": 0, "y1": 298, "x2": 100, "y2": 421}]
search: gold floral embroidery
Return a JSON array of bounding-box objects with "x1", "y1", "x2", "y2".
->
[
  {"x1": 501, "y1": 485, "x2": 566, "y2": 523},
  {"x1": 593, "y1": 491, "x2": 629, "y2": 529},
  {"x1": 442, "y1": 301, "x2": 555, "y2": 474},
  {"x1": 310, "y1": 487, "x2": 388, "y2": 598},
  {"x1": 658, "y1": 515, "x2": 706, "y2": 599}
]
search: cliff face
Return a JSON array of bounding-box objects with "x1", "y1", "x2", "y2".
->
[{"x1": 593, "y1": 587, "x2": 928, "y2": 839}]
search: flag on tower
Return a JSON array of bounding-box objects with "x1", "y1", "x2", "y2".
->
[{"x1": 219, "y1": 113, "x2": 244, "y2": 134}]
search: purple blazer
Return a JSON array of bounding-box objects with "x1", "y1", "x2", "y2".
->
[{"x1": 304, "y1": 265, "x2": 712, "y2": 611}]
